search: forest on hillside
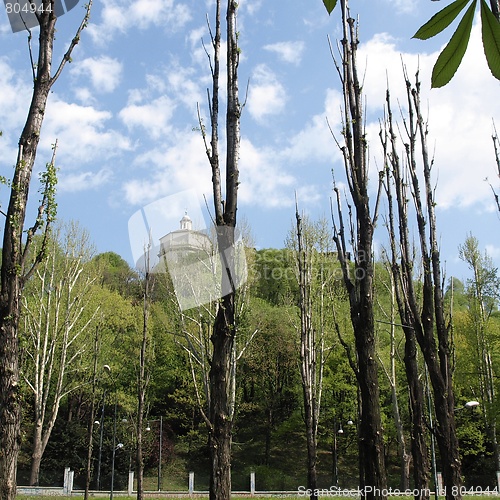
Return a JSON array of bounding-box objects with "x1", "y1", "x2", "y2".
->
[{"x1": 12, "y1": 220, "x2": 500, "y2": 493}]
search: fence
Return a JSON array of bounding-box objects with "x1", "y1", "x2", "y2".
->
[
  {"x1": 21, "y1": 468, "x2": 494, "y2": 497},
  {"x1": 18, "y1": 469, "x2": 294, "y2": 497}
]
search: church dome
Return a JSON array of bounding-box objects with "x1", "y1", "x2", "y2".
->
[{"x1": 180, "y1": 212, "x2": 192, "y2": 230}]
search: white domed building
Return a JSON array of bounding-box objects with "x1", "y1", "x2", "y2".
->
[{"x1": 159, "y1": 212, "x2": 212, "y2": 260}]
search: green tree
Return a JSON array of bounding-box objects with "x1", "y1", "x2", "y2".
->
[
  {"x1": 458, "y1": 234, "x2": 500, "y2": 469},
  {"x1": 237, "y1": 298, "x2": 300, "y2": 469},
  {"x1": 20, "y1": 222, "x2": 99, "y2": 486}
]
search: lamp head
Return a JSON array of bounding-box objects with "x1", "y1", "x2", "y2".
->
[{"x1": 465, "y1": 401, "x2": 480, "y2": 408}]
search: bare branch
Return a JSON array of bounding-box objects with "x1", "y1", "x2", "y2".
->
[{"x1": 51, "y1": 0, "x2": 93, "y2": 85}]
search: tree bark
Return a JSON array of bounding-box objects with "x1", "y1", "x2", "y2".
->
[
  {"x1": 409, "y1": 79, "x2": 461, "y2": 500},
  {"x1": 295, "y1": 208, "x2": 319, "y2": 500},
  {"x1": 136, "y1": 244, "x2": 153, "y2": 500},
  {"x1": 0, "y1": 5, "x2": 56, "y2": 496},
  {"x1": 382, "y1": 90, "x2": 430, "y2": 499},
  {"x1": 0, "y1": 3, "x2": 90, "y2": 497},
  {"x1": 330, "y1": 2, "x2": 387, "y2": 497},
  {"x1": 201, "y1": 0, "x2": 241, "y2": 498},
  {"x1": 382, "y1": 73, "x2": 461, "y2": 500},
  {"x1": 209, "y1": 289, "x2": 235, "y2": 500}
]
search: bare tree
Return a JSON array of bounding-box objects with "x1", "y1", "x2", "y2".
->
[
  {"x1": 197, "y1": 0, "x2": 241, "y2": 497},
  {"x1": 136, "y1": 241, "x2": 154, "y2": 500},
  {"x1": 380, "y1": 92, "x2": 430, "y2": 499},
  {"x1": 21, "y1": 222, "x2": 98, "y2": 486},
  {"x1": 0, "y1": 2, "x2": 91, "y2": 497},
  {"x1": 490, "y1": 123, "x2": 500, "y2": 212},
  {"x1": 329, "y1": 0, "x2": 387, "y2": 496},
  {"x1": 84, "y1": 326, "x2": 100, "y2": 500},
  {"x1": 287, "y1": 213, "x2": 340, "y2": 499},
  {"x1": 382, "y1": 69, "x2": 462, "y2": 500},
  {"x1": 165, "y1": 233, "x2": 255, "y2": 488},
  {"x1": 292, "y1": 207, "x2": 327, "y2": 500}
]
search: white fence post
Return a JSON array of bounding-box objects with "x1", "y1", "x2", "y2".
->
[
  {"x1": 250, "y1": 471, "x2": 255, "y2": 495},
  {"x1": 437, "y1": 472, "x2": 443, "y2": 496},
  {"x1": 189, "y1": 471, "x2": 195, "y2": 495},
  {"x1": 68, "y1": 470, "x2": 74, "y2": 494},
  {"x1": 128, "y1": 471, "x2": 134, "y2": 495},
  {"x1": 63, "y1": 467, "x2": 71, "y2": 494}
]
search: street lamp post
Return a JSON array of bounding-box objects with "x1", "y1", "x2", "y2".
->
[
  {"x1": 158, "y1": 416, "x2": 163, "y2": 491},
  {"x1": 146, "y1": 416, "x2": 164, "y2": 491},
  {"x1": 104, "y1": 365, "x2": 124, "y2": 500},
  {"x1": 110, "y1": 400, "x2": 118, "y2": 500},
  {"x1": 96, "y1": 392, "x2": 106, "y2": 491},
  {"x1": 333, "y1": 418, "x2": 353, "y2": 488}
]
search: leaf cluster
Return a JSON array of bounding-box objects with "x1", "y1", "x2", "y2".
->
[{"x1": 414, "y1": 0, "x2": 500, "y2": 87}]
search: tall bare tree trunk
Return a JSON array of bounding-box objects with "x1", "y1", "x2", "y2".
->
[
  {"x1": 408, "y1": 78, "x2": 461, "y2": 500},
  {"x1": 0, "y1": 4, "x2": 90, "y2": 497},
  {"x1": 382, "y1": 90, "x2": 430, "y2": 499},
  {"x1": 85, "y1": 328, "x2": 100, "y2": 500},
  {"x1": 295, "y1": 208, "x2": 318, "y2": 500},
  {"x1": 330, "y1": 1, "x2": 387, "y2": 497},
  {"x1": 199, "y1": 0, "x2": 241, "y2": 498},
  {"x1": 0, "y1": 6, "x2": 56, "y2": 495},
  {"x1": 382, "y1": 72, "x2": 461, "y2": 500},
  {"x1": 136, "y1": 244, "x2": 153, "y2": 500}
]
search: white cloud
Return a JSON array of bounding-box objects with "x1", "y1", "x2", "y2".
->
[
  {"x1": 282, "y1": 88, "x2": 342, "y2": 165},
  {"x1": 87, "y1": 0, "x2": 191, "y2": 44},
  {"x1": 247, "y1": 64, "x2": 287, "y2": 122},
  {"x1": 382, "y1": 0, "x2": 415, "y2": 14},
  {"x1": 122, "y1": 131, "x2": 211, "y2": 205},
  {"x1": 73, "y1": 87, "x2": 96, "y2": 105},
  {"x1": 358, "y1": 21, "x2": 500, "y2": 211},
  {"x1": 119, "y1": 96, "x2": 176, "y2": 140},
  {"x1": 239, "y1": 138, "x2": 296, "y2": 208},
  {"x1": 0, "y1": 57, "x2": 33, "y2": 131},
  {"x1": 241, "y1": 0, "x2": 263, "y2": 16},
  {"x1": 264, "y1": 41, "x2": 305, "y2": 65},
  {"x1": 166, "y1": 64, "x2": 204, "y2": 112},
  {"x1": 71, "y1": 56, "x2": 123, "y2": 93},
  {"x1": 41, "y1": 99, "x2": 132, "y2": 163},
  {"x1": 485, "y1": 244, "x2": 500, "y2": 260},
  {"x1": 58, "y1": 168, "x2": 113, "y2": 192}
]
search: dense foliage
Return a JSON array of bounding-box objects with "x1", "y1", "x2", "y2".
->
[{"x1": 15, "y1": 232, "x2": 500, "y2": 492}]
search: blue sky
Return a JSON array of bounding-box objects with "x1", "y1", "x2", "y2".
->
[{"x1": 1, "y1": 0, "x2": 499, "y2": 283}]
